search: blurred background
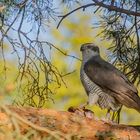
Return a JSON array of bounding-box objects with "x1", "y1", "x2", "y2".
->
[{"x1": 0, "y1": 0, "x2": 140, "y2": 125}]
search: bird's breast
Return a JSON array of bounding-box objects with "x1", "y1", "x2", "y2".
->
[
  {"x1": 80, "y1": 63, "x2": 121, "y2": 111},
  {"x1": 80, "y1": 64, "x2": 103, "y2": 96}
]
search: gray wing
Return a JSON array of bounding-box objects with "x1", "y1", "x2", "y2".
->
[{"x1": 84, "y1": 56, "x2": 140, "y2": 112}]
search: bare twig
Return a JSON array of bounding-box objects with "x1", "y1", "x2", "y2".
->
[
  {"x1": 92, "y1": 0, "x2": 140, "y2": 16},
  {"x1": 57, "y1": 3, "x2": 95, "y2": 28},
  {"x1": 57, "y1": 0, "x2": 140, "y2": 28}
]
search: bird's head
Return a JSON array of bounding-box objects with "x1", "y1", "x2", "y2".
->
[{"x1": 80, "y1": 43, "x2": 100, "y2": 62}]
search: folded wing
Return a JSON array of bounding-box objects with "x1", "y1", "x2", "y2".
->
[{"x1": 84, "y1": 56, "x2": 140, "y2": 112}]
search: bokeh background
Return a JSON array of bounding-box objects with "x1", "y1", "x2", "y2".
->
[{"x1": 0, "y1": 0, "x2": 140, "y2": 125}]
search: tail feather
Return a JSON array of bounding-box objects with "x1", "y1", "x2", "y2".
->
[
  {"x1": 115, "y1": 91, "x2": 140, "y2": 113},
  {"x1": 128, "y1": 93, "x2": 140, "y2": 113},
  {"x1": 131, "y1": 93, "x2": 140, "y2": 113},
  {"x1": 135, "y1": 99, "x2": 140, "y2": 113}
]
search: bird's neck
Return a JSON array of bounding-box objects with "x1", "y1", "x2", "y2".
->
[{"x1": 82, "y1": 54, "x2": 100, "y2": 64}]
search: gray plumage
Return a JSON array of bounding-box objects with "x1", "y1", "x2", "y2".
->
[
  {"x1": 80, "y1": 43, "x2": 140, "y2": 121},
  {"x1": 80, "y1": 62, "x2": 121, "y2": 111}
]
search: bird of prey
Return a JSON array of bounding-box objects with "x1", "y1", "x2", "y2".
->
[{"x1": 80, "y1": 43, "x2": 140, "y2": 123}]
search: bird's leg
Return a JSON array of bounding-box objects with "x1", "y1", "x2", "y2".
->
[
  {"x1": 106, "y1": 108, "x2": 111, "y2": 121},
  {"x1": 111, "y1": 106, "x2": 122, "y2": 124},
  {"x1": 79, "y1": 102, "x2": 88, "y2": 109},
  {"x1": 112, "y1": 111, "x2": 118, "y2": 123},
  {"x1": 117, "y1": 108, "x2": 121, "y2": 124},
  {"x1": 112, "y1": 111, "x2": 115, "y2": 121},
  {"x1": 101, "y1": 109, "x2": 112, "y2": 123},
  {"x1": 104, "y1": 109, "x2": 119, "y2": 124}
]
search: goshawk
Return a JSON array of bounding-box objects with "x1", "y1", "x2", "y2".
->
[{"x1": 80, "y1": 43, "x2": 140, "y2": 123}]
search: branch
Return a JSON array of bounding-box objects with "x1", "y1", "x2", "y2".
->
[
  {"x1": 92, "y1": 0, "x2": 140, "y2": 16},
  {"x1": 57, "y1": 3, "x2": 95, "y2": 28},
  {"x1": 57, "y1": 1, "x2": 140, "y2": 28},
  {"x1": 0, "y1": 105, "x2": 140, "y2": 139},
  {"x1": 13, "y1": 0, "x2": 28, "y2": 8}
]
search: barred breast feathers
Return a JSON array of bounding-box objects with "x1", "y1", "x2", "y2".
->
[{"x1": 80, "y1": 63, "x2": 121, "y2": 111}]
